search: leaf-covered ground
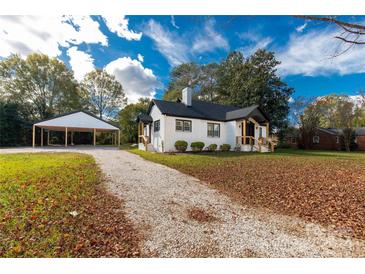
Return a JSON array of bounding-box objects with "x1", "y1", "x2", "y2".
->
[
  {"x1": 0, "y1": 153, "x2": 140, "y2": 257},
  {"x1": 132, "y1": 149, "x2": 365, "y2": 240}
]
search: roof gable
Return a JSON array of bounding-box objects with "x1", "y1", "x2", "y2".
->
[{"x1": 34, "y1": 111, "x2": 119, "y2": 130}]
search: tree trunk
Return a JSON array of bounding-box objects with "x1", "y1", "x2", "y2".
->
[{"x1": 343, "y1": 128, "x2": 353, "y2": 152}]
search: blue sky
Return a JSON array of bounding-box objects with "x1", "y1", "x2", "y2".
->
[{"x1": 1, "y1": 15, "x2": 365, "y2": 102}]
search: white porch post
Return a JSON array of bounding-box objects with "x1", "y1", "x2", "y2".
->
[
  {"x1": 118, "y1": 130, "x2": 120, "y2": 147},
  {"x1": 47, "y1": 130, "x2": 50, "y2": 146},
  {"x1": 32, "y1": 125, "x2": 35, "y2": 148}
]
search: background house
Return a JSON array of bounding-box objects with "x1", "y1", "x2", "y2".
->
[{"x1": 299, "y1": 127, "x2": 365, "y2": 151}]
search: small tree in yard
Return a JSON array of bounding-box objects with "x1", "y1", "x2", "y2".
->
[
  {"x1": 118, "y1": 98, "x2": 150, "y2": 143},
  {"x1": 82, "y1": 69, "x2": 126, "y2": 119},
  {"x1": 299, "y1": 104, "x2": 321, "y2": 149},
  {"x1": 334, "y1": 99, "x2": 356, "y2": 151},
  {"x1": 300, "y1": 95, "x2": 361, "y2": 151}
]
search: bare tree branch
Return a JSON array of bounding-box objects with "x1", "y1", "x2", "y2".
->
[
  {"x1": 295, "y1": 16, "x2": 365, "y2": 57},
  {"x1": 333, "y1": 36, "x2": 365, "y2": 44},
  {"x1": 295, "y1": 15, "x2": 365, "y2": 32}
]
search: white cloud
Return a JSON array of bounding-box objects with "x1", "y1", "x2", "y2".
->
[
  {"x1": 102, "y1": 15, "x2": 142, "y2": 41},
  {"x1": 296, "y1": 22, "x2": 307, "y2": 33},
  {"x1": 137, "y1": 53, "x2": 144, "y2": 62},
  {"x1": 277, "y1": 26, "x2": 365, "y2": 76},
  {"x1": 145, "y1": 18, "x2": 229, "y2": 66},
  {"x1": 170, "y1": 16, "x2": 180, "y2": 29},
  {"x1": 0, "y1": 15, "x2": 107, "y2": 58},
  {"x1": 192, "y1": 18, "x2": 229, "y2": 54},
  {"x1": 144, "y1": 19, "x2": 189, "y2": 66},
  {"x1": 237, "y1": 31, "x2": 273, "y2": 56},
  {"x1": 105, "y1": 56, "x2": 162, "y2": 103},
  {"x1": 67, "y1": 46, "x2": 94, "y2": 81}
]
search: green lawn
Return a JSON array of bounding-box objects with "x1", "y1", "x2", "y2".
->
[
  {"x1": 131, "y1": 148, "x2": 365, "y2": 240},
  {"x1": 0, "y1": 153, "x2": 139, "y2": 257}
]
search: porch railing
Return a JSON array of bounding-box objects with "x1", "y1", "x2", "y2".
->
[
  {"x1": 139, "y1": 134, "x2": 150, "y2": 151},
  {"x1": 235, "y1": 136, "x2": 277, "y2": 152}
]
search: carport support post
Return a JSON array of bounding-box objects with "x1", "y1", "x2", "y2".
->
[
  {"x1": 118, "y1": 130, "x2": 120, "y2": 147},
  {"x1": 93, "y1": 128, "x2": 96, "y2": 146},
  {"x1": 47, "y1": 130, "x2": 50, "y2": 146},
  {"x1": 65, "y1": 127, "x2": 68, "y2": 147},
  {"x1": 41, "y1": 128, "x2": 43, "y2": 147},
  {"x1": 32, "y1": 125, "x2": 35, "y2": 148}
]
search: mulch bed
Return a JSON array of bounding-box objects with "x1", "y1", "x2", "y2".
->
[{"x1": 179, "y1": 156, "x2": 365, "y2": 240}]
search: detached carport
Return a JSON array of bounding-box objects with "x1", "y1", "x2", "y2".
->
[{"x1": 32, "y1": 110, "x2": 120, "y2": 147}]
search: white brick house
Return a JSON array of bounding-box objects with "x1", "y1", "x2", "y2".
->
[{"x1": 137, "y1": 87, "x2": 274, "y2": 152}]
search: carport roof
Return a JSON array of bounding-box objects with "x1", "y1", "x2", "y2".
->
[{"x1": 34, "y1": 110, "x2": 119, "y2": 131}]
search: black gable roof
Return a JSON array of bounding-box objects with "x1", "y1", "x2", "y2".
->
[{"x1": 149, "y1": 99, "x2": 269, "y2": 122}]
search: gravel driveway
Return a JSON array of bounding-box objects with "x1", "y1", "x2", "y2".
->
[{"x1": 1, "y1": 147, "x2": 365, "y2": 257}]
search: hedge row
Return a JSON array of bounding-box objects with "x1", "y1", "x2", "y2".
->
[{"x1": 174, "y1": 140, "x2": 231, "y2": 152}]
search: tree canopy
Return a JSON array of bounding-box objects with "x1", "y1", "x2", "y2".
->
[
  {"x1": 299, "y1": 94, "x2": 365, "y2": 151},
  {"x1": 118, "y1": 98, "x2": 150, "y2": 143},
  {"x1": 163, "y1": 50, "x2": 293, "y2": 131},
  {"x1": 0, "y1": 53, "x2": 81, "y2": 120},
  {"x1": 81, "y1": 69, "x2": 126, "y2": 119}
]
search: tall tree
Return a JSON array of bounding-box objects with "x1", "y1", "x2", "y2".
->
[
  {"x1": 289, "y1": 96, "x2": 314, "y2": 126},
  {"x1": 302, "y1": 94, "x2": 360, "y2": 151},
  {"x1": 163, "y1": 63, "x2": 201, "y2": 101},
  {"x1": 163, "y1": 50, "x2": 293, "y2": 131},
  {"x1": 217, "y1": 50, "x2": 293, "y2": 130},
  {"x1": 0, "y1": 100, "x2": 31, "y2": 146},
  {"x1": 0, "y1": 53, "x2": 81, "y2": 120},
  {"x1": 198, "y1": 63, "x2": 220, "y2": 101},
  {"x1": 299, "y1": 104, "x2": 321, "y2": 149},
  {"x1": 118, "y1": 98, "x2": 150, "y2": 143},
  {"x1": 82, "y1": 69, "x2": 126, "y2": 119}
]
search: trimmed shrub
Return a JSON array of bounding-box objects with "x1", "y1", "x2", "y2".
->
[
  {"x1": 208, "y1": 144, "x2": 217, "y2": 152},
  {"x1": 175, "y1": 140, "x2": 188, "y2": 152},
  {"x1": 220, "y1": 144, "x2": 231, "y2": 152},
  {"x1": 191, "y1": 141, "x2": 205, "y2": 152}
]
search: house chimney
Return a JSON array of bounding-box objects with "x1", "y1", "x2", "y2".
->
[{"x1": 182, "y1": 87, "x2": 192, "y2": 106}]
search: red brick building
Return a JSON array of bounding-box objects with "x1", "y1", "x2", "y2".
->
[
  {"x1": 303, "y1": 127, "x2": 365, "y2": 151},
  {"x1": 356, "y1": 128, "x2": 365, "y2": 151},
  {"x1": 309, "y1": 128, "x2": 343, "y2": 150}
]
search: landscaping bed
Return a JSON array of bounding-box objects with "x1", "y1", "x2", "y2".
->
[
  {"x1": 0, "y1": 153, "x2": 140, "y2": 257},
  {"x1": 132, "y1": 149, "x2": 365, "y2": 240}
]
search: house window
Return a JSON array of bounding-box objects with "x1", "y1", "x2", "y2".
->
[
  {"x1": 313, "y1": 135, "x2": 320, "y2": 144},
  {"x1": 291, "y1": 137, "x2": 297, "y2": 144},
  {"x1": 207, "y1": 123, "x2": 220, "y2": 137},
  {"x1": 259, "y1": 127, "x2": 263, "y2": 138},
  {"x1": 336, "y1": 136, "x2": 339, "y2": 144},
  {"x1": 176, "y1": 119, "x2": 192, "y2": 132},
  {"x1": 154, "y1": 120, "x2": 160, "y2": 132}
]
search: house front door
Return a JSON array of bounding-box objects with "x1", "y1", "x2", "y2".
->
[
  {"x1": 246, "y1": 122, "x2": 255, "y2": 137},
  {"x1": 241, "y1": 121, "x2": 255, "y2": 144}
]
